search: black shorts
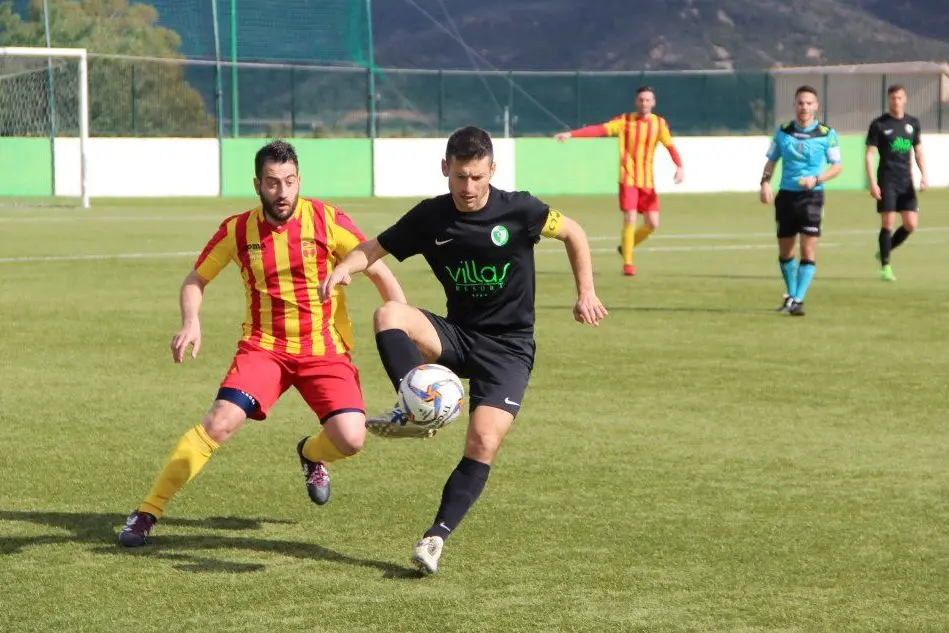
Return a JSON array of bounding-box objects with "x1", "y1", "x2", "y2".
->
[
  {"x1": 422, "y1": 310, "x2": 535, "y2": 417},
  {"x1": 775, "y1": 190, "x2": 824, "y2": 238},
  {"x1": 877, "y1": 183, "x2": 918, "y2": 213}
]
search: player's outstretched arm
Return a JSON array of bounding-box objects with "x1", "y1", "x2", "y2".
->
[
  {"x1": 551, "y1": 216, "x2": 608, "y2": 327},
  {"x1": 554, "y1": 122, "x2": 610, "y2": 142},
  {"x1": 363, "y1": 259, "x2": 407, "y2": 304},
  {"x1": 319, "y1": 238, "x2": 388, "y2": 303},
  {"x1": 170, "y1": 270, "x2": 208, "y2": 363}
]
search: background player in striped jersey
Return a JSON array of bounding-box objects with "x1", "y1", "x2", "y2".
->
[
  {"x1": 118, "y1": 140, "x2": 406, "y2": 547},
  {"x1": 555, "y1": 86, "x2": 684, "y2": 276}
]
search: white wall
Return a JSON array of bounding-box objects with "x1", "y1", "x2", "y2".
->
[
  {"x1": 913, "y1": 134, "x2": 949, "y2": 188},
  {"x1": 54, "y1": 138, "x2": 219, "y2": 197},
  {"x1": 44, "y1": 133, "x2": 947, "y2": 200},
  {"x1": 652, "y1": 136, "x2": 772, "y2": 194},
  {"x1": 372, "y1": 138, "x2": 516, "y2": 197}
]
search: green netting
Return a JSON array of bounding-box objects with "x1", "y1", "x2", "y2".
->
[
  {"x1": 223, "y1": 65, "x2": 368, "y2": 137},
  {"x1": 368, "y1": 70, "x2": 776, "y2": 137},
  {"x1": 157, "y1": 0, "x2": 370, "y2": 64},
  {"x1": 10, "y1": 0, "x2": 372, "y2": 64}
]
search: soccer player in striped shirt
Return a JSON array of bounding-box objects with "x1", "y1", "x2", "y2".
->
[
  {"x1": 118, "y1": 140, "x2": 406, "y2": 547},
  {"x1": 555, "y1": 86, "x2": 684, "y2": 276}
]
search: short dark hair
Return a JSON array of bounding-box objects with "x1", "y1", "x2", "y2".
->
[
  {"x1": 636, "y1": 85, "x2": 655, "y2": 95},
  {"x1": 445, "y1": 126, "x2": 493, "y2": 163},
  {"x1": 255, "y1": 139, "x2": 299, "y2": 179},
  {"x1": 795, "y1": 85, "x2": 819, "y2": 98},
  {"x1": 887, "y1": 84, "x2": 906, "y2": 95}
]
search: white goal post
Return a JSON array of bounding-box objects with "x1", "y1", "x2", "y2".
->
[{"x1": 0, "y1": 47, "x2": 89, "y2": 208}]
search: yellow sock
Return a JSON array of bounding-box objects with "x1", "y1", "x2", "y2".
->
[
  {"x1": 139, "y1": 425, "x2": 219, "y2": 518},
  {"x1": 621, "y1": 222, "x2": 636, "y2": 265},
  {"x1": 301, "y1": 431, "x2": 351, "y2": 465},
  {"x1": 634, "y1": 225, "x2": 655, "y2": 245}
]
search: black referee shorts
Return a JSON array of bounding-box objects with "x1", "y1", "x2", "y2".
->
[
  {"x1": 421, "y1": 310, "x2": 535, "y2": 418},
  {"x1": 775, "y1": 190, "x2": 824, "y2": 238}
]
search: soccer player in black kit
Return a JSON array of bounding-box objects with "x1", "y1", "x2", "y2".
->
[
  {"x1": 320, "y1": 126, "x2": 608, "y2": 575},
  {"x1": 865, "y1": 84, "x2": 929, "y2": 281}
]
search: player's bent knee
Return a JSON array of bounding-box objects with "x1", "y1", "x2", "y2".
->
[
  {"x1": 322, "y1": 412, "x2": 366, "y2": 455},
  {"x1": 373, "y1": 300, "x2": 414, "y2": 331},
  {"x1": 201, "y1": 399, "x2": 248, "y2": 444},
  {"x1": 464, "y1": 433, "x2": 502, "y2": 464}
]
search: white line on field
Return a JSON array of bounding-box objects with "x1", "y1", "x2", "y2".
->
[
  {"x1": 0, "y1": 240, "x2": 927, "y2": 264},
  {"x1": 2, "y1": 244, "x2": 783, "y2": 264},
  {"x1": 0, "y1": 212, "x2": 396, "y2": 223},
  {"x1": 0, "y1": 251, "x2": 198, "y2": 264},
  {"x1": 587, "y1": 226, "x2": 949, "y2": 241}
]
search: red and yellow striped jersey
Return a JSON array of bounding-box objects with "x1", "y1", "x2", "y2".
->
[
  {"x1": 602, "y1": 113, "x2": 675, "y2": 189},
  {"x1": 194, "y1": 197, "x2": 365, "y2": 356}
]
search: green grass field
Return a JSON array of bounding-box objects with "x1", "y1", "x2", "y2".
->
[{"x1": 2, "y1": 190, "x2": 948, "y2": 632}]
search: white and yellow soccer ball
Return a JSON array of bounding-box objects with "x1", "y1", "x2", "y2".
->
[{"x1": 398, "y1": 364, "x2": 465, "y2": 430}]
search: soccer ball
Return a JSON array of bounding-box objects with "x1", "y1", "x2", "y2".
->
[{"x1": 398, "y1": 364, "x2": 465, "y2": 430}]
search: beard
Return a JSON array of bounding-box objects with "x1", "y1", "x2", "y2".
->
[{"x1": 261, "y1": 193, "x2": 297, "y2": 223}]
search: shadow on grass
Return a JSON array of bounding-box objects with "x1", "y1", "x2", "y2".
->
[{"x1": 0, "y1": 510, "x2": 422, "y2": 579}]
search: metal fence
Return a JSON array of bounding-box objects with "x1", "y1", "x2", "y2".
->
[{"x1": 4, "y1": 55, "x2": 948, "y2": 138}]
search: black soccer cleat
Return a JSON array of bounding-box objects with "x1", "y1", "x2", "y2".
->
[
  {"x1": 297, "y1": 437, "x2": 331, "y2": 505},
  {"x1": 788, "y1": 300, "x2": 806, "y2": 316},
  {"x1": 775, "y1": 294, "x2": 794, "y2": 313},
  {"x1": 118, "y1": 510, "x2": 157, "y2": 547}
]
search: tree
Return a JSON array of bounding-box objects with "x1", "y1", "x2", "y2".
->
[{"x1": 0, "y1": 0, "x2": 213, "y2": 136}]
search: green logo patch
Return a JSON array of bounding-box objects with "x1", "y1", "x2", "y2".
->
[
  {"x1": 490, "y1": 225, "x2": 509, "y2": 246},
  {"x1": 890, "y1": 137, "x2": 912, "y2": 154}
]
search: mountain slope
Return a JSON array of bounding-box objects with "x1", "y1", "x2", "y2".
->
[{"x1": 372, "y1": 0, "x2": 949, "y2": 70}]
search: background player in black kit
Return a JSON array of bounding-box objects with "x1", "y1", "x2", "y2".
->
[
  {"x1": 865, "y1": 84, "x2": 929, "y2": 282},
  {"x1": 319, "y1": 125, "x2": 608, "y2": 575}
]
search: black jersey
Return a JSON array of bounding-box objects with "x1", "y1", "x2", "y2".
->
[
  {"x1": 865, "y1": 113, "x2": 921, "y2": 187},
  {"x1": 377, "y1": 187, "x2": 560, "y2": 334}
]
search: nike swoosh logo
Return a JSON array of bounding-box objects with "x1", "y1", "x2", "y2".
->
[
  {"x1": 435, "y1": 238, "x2": 453, "y2": 246},
  {"x1": 504, "y1": 397, "x2": 520, "y2": 406}
]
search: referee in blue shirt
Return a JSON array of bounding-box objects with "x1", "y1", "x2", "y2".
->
[{"x1": 759, "y1": 85, "x2": 844, "y2": 316}]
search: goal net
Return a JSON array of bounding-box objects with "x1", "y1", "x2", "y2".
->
[{"x1": 0, "y1": 47, "x2": 89, "y2": 208}]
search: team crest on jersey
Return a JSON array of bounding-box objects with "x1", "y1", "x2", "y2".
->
[
  {"x1": 905, "y1": 123, "x2": 914, "y2": 135},
  {"x1": 301, "y1": 238, "x2": 318, "y2": 260},
  {"x1": 490, "y1": 225, "x2": 509, "y2": 246}
]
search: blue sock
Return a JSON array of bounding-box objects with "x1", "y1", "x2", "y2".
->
[
  {"x1": 779, "y1": 258, "x2": 798, "y2": 297},
  {"x1": 795, "y1": 260, "x2": 816, "y2": 302}
]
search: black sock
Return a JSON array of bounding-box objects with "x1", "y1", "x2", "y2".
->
[
  {"x1": 375, "y1": 329, "x2": 424, "y2": 392},
  {"x1": 891, "y1": 226, "x2": 911, "y2": 250},
  {"x1": 878, "y1": 228, "x2": 892, "y2": 266},
  {"x1": 424, "y1": 457, "x2": 491, "y2": 540}
]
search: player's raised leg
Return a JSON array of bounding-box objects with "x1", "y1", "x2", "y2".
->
[
  {"x1": 366, "y1": 301, "x2": 443, "y2": 425},
  {"x1": 412, "y1": 403, "x2": 514, "y2": 575}
]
